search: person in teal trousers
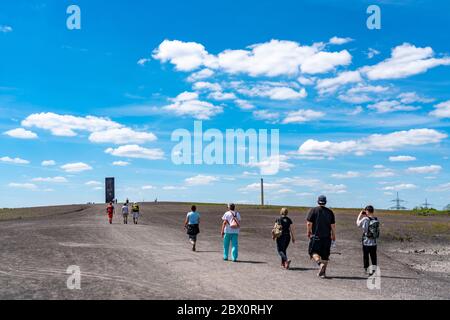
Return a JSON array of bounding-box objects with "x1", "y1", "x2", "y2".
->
[{"x1": 221, "y1": 203, "x2": 241, "y2": 262}]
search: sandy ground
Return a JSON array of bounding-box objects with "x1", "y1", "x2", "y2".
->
[{"x1": 0, "y1": 202, "x2": 448, "y2": 300}]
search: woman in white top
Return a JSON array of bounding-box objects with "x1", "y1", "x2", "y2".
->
[{"x1": 221, "y1": 203, "x2": 241, "y2": 262}]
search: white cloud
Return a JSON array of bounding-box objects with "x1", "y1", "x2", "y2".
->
[
  {"x1": 297, "y1": 76, "x2": 315, "y2": 86},
  {"x1": 85, "y1": 181, "x2": 101, "y2": 186},
  {"x1": 367, "y1": 100, "x2": 420, "y2": 113},
  {"x1": 297, "y1": 128, "x2": 447, "y2": 158},
  {"x1": 105, "y1": 145, "x2": 164, "y2": 160},
  {"x1": 282, "y1": 109, "x2": 325, "y2": 124},
  {"x1": 22, "y1": 112, "x2": 121, "y2": 137},
  {"x1": 207, "y1": 91, "x2": 237, "y2": 101},
  {"x1": 347, "y1": 85, "x2": 389, "y2": 94},
  {"x1": 32, "y1": 177, "x2": 68, "y2": 183},
  {"x1": 185, "y1": 175, "x2": 219, "y2": 186},
  {"x1": 0, "y1": 25, "x2": 12, "y2": 33},
  {"x1": 0, "y1": 156, "x2": 30, "y2": 164},
  {"x1": 406, "y1": 165, "x2": 442, "y2": 174},
  {"x1": 369, "y1": 169, "x2": 396, "y2": 178},
  {"x1": 60, "y1": 162, "x2": 93, "y2": 173},
  {"x1": 240, "y1": 182, "x2": 281, "y2": 192},
  {"x1": 389, "y1": 155, "x2": 416, "y2": 162},
  {"x1": 192, "y1": 81, "x2": 222, "y2": 92},
  {"x1": 316, "y1": 71, "x2": 362, "y2": 94},
  {"x1": 367, "y1": 48, "x2": 380, "y2": 59},
  {"x1": 331, "y1": 171, "x2": 361, "y2": 179},
  {"x1": 8, "y1": 183, "x2": 37, "y2": 190},
  {"x1": 137, "y1": 58, "x2": 150, "y2": 66},
  {"x1": 163, "y1": 92, "x2": 223, "y2": 120},
  {"x1": 41, "y1": 160, "x2": 56, "y2": 166},
  {"x1": 112, "y1": 161, "x2": 130, "y2": 166},
  {"x1": 3, "y1": 128, "x2": 38, "y2": 139},
  {"x1": 329, "y1": 36, "x2": 353, "y2": 45},
  {"x1": 153, "y1": 39, "x2": 352, "y2": 77},
  {"x1": 187, "y1": 68, "x2": 215, "y2": 82},
  {"x1": 237, "y1": 83, "x2": 307, "y2": 100},
  {"x1": 152, "y1": 39, "x2": 214, "y2": 71},
  {"x1": 235, "y1": 99, "x2": 255, "y2": 110},
  {"x1": 430, "y1": 100, "x2": 450, "y2": 118},
  {"x1": 362, "y1": 43, "x2": 450, "y2": 80},
  {"x1": 142, "y1": 185, "x2": 155, "y2": 190},
  {"x1": 88, "y1": 128, "x2": 157, "y2": 145},
  {"x1": 253, "y1": 110, "x2": 280, "y2": 122},
  {"x1": 244, "y1": 154, "x2": 294, "y2": 175},
  {"x1": 398, "y1": 92, "x2": 434, "y2": 104},
  {"x1": 348, "y1": 106, "x2": 363, "y2": 116},
  {"x1": 162, "y1": 186, "x2": 177, "y2": 190},
  {"x1": 382, "y1": 183, "x2": 417, "y2": 191}
]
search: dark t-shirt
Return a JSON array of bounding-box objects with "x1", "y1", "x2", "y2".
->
[
  {"x1": 306, "y1": 206, "x2": 335, "y2": 239},
  {"x1": 276, "y1": 216, "x2": 293, "y2": 235}
]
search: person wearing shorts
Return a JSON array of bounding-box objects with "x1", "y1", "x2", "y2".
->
[
  {"x1": 184, "y1": 205, "x2": 200, "y2": 251},
  {"x1": 306, "y1": 195, "x2": 336, "y2": 279},
  {"x1": 121, "y1": 203, "x2": 129, "y2": 224},
  {"x1": 132, "y1": 203, "x2": 140, "y2": 224}
]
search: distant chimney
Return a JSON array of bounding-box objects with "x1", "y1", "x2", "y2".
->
[{"x1": 261, "y1": 178, "x2": 264, "y2": 206}]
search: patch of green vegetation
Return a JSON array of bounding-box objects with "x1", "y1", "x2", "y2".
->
[{"x1": 412, "y1": 207, "x2": 449, "y2": 216}]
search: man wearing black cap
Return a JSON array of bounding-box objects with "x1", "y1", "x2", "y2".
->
[{"x1": 306, "y1": 195, "x2": 336, "y2": 278}]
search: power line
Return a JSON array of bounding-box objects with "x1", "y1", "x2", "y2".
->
[{"x1": 390, "y1": 192, "x2": 407, "y2": 210}]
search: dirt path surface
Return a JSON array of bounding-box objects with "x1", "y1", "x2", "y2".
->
[{"x1": 0, "y1": 203, "x2": 449, "y2": 300}]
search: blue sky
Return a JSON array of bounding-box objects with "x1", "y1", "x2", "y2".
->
[{"x1": 1, "y1": 0, "x2": 449, "y2": 209}]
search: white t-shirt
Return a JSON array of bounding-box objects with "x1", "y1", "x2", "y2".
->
[{"x1": 222, "y1": 210, "x2": 241, "y2": 234}]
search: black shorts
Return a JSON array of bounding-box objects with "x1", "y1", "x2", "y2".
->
[
  {"x1": 308, "y1": 237, "x2": 332, "y2": 260},
  {"x1": 186, "y1": 224, "x2": 200, "y2": 236}
]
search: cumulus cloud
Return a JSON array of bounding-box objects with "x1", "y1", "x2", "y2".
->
[
  {"x1": 427, "y1": 183, "x2": 450, "y2": 192},
  {"x1": 187, "y1": 68, "x2": 215, "y2": 82},
  {"x1": 367, "y1": 48, "x2": 380, "y2": 59},
  {"x1": 331, "y1": 171, "x2": 361, "y2": 179},
  {"x1": 85, "y1": 181, "x2": 101, "y2": 186},
  {"x1": 153, "y1": 39, "x2": 352, "y2": 77},
  {"x1": 367, "y1": 100, "x2": 420, "y2": 113},
  {"x1": 282, "y1": 109, "x2": 325, "y2": 124},
  {"x1": 244, "y1": 154, "x2": 294, "y2": 175},
  {"x1": 142, "y1": 185, "x2": 155, "y2": 190},
  {"x1": 406, "y1": 165, "x2": 442, "y2": 174},
  {"x1": 389, "y1": 155, "x2": 416, "y2": 162},
  {"x1": 252, "y1": 110, "x2": 280, "y2": 122},
  {"x1": 398, "y1": 92, "x2": 434, "y2": 104},
  {"x1": 235, "y1": 99, "x2": 255, "y2": 110},
  {"x1": 296, "y1": 128, "x2": 447, "y2": 158},
  {"x1": 105, "y1": 144, "x2": 164, "y2": 160},
  {"x1": 382, "y1": 183, "x2": 417, "y2": 191},
  {"x1": 3, "y1": 128, "x2": 38, "y2": 139},
  {"x1": 89, "y1": 128, "x2": 157, "y2": 145},
  {"x1": 236, "y1": 82, "x2": 307, "y2": 100},
  {"x1": 185, "y1": 175, "x2": 219, "y2": 186},
  {"x1": 60, "y1": 162, "x2": 93, "y2": 173},
  {"x1": 316, "y1": 71, "x2": 362, "y2": 94},
  {"x1": 276, "y1": 176, "x2": 347, "y2": 194},
  {"x1": 430, "y1": 100, "x2": 450, "y2": 118},
  {"x1": 41, "y1": 160, "x2": 56, "y2": 166},
  {"x1": 137, "y1": 58, "x2": 150, "y2": 66},
  {"x1": 0, "y1": 156, "x2": 29, "y2": 164},
  {"x1": 362, "y1": 43, "x2": 450, "y2": 80},
  {"x1": 329, "y1": 36, "x2": 353, "y2": 45},
  {"x1": 162, "y1": 92, "x2": 223, "y2": 120},
  {"x1": 22, "y1": 112, "x2": 121, "y2": 137},
  {"x1": 112, "y1": 161, "x2": 130, "y2": 166}
]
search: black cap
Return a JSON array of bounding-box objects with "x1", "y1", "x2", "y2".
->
[{"x1": 318, "y1": 195, "x2": 327, "y2": 205}]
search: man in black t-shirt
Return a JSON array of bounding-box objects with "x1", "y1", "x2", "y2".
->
[{"x1": 306, "y1": 195, "x2": 336, "y2": 278}]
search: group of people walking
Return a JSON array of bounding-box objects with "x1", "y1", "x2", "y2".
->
[
  {"x1": 184, "y1": 195, "x2": 380, "y2": 279},
  {"x1": 106, "y1": 201, "x2": 141, "y2": 225}
]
